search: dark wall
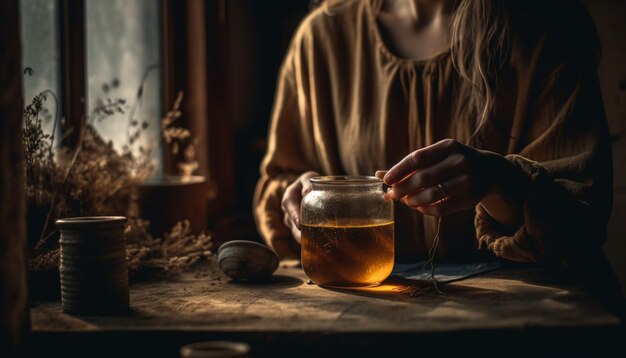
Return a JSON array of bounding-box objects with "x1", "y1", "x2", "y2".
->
[
  {"x1": 583, "y1": 0, "x2": 626, "y2": 294},
  {"x1": 226, "y1": 0, "x2": 310, "y2": 214},
  {"x1": 209, "y1": 0, "x2": 310, "y2": 243}
]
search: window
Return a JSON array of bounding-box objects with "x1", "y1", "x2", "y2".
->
[
  {"x1": 20, "y1": 0, "x2": 62, "y2": 136},
  {"x1": 86, "y1": 0, "x2": 162, "y2": 170},
  {"x1": 19, "y1": 0, "x2": 235, "y2": 213},
  {"x1": 19, "y1": 0, "x2": 163, "y2": 174}
]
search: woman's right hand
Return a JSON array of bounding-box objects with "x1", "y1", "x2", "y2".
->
[{"x1": 281, "y1": 171, "x2": 320, "y2": 245}]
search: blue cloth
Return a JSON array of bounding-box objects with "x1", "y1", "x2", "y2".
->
[{"x1": 391, "y1": 261, "x2": 501, "y2": 283}]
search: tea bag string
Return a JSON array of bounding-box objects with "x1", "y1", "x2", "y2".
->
[
  {"x1": 424, "y1": 215, "x2": 444, "y2": 294},
  {"x1": 400, "y1": 215, "x2": 445, "y2": 296},
  {"x1": 383, "y1": 176, "x2": 445, "y2": 296},
  {"x1": 424, "y1": 181, "x2": 447, "y2": 295}
]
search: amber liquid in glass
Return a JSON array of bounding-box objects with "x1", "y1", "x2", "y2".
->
[{"x1": 301, "y1": 219, "x2": 394, "y2": 287}]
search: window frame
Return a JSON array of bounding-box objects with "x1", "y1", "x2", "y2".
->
[
  {"x1": 59, "y1": 0, "x2": 85, "y2": 147},
  {"x1": 55, "y1": 0, "x2": 234, "y2": 214}
]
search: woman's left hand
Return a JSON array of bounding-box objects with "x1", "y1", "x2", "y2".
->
[{"x1": 380, "y1": 139, "x2": 513, "y2": 217}]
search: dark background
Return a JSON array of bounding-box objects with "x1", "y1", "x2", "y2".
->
[
  {"x1": 227, "y1": 0, "x2": 310, "y2": 213},
  {"x1": 211, "y1": 0, "x2": 310, "y2": 242}
]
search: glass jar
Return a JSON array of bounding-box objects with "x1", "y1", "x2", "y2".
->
[{"x1": 300, "y1": 176, "x2": 394, "y2": 287}]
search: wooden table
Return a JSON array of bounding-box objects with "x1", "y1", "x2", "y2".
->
[{"x1": 29, "y1": 260, "x2": 624, "y2": 356}]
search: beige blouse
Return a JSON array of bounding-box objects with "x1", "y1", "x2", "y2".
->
[{"x1": 253, "y1": 0, "x2": 613, "y2": 263}]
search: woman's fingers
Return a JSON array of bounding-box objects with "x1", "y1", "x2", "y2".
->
[
  {"x1": 298, "y1": 171, "x2": 319, "y2": 204},
  {"x1": 283, "y1": 212, "x2": 302, "y2": 244},
  {"x1": 387, "y1": 153, "x2": 467, "y2": 201},
  {"x1": 415, "y1": 193, "x2": 475, "y2": 217},
  {"x1": 282, "y1": 180, "x2": 303, "y2": 229},
  {"x1": 382, "y1": 141, "x2": 506, "y2": 217},
  {"x1": 292, "y1": 226, "x2": 302, "y2": 244},
  {"x1": 402, "y1": 174, "x2": 471, "y2": 208},
  {"x1": 301, "y1": 175, "x2": 313, "y2": 197},
  {"x1": 375, "y1": 170, "x2": 387, "y2": 179},
  {"x1": 281, "y1": 171, "x2": 319, "y2": 232},
  {"x1": 384, "y1": 139, "x2": 463, "y2": 186}
]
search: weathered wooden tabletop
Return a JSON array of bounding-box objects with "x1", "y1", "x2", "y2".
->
[{"x1": 29, "y1": 260, "x2": 624, "y2": 356}]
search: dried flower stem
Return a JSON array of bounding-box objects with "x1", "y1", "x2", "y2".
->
[{"x1": 126, "y1": 64, "x2": 159, "y2": 145}]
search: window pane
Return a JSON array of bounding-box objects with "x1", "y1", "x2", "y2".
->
[
  {"x1": 86, "y1": 0, "x2": 162, "y2": 174},
  {"x1": 20, "y1": 0, "x2": 62, "y2": 136}
]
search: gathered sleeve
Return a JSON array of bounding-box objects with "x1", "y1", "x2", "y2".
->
[
  {"x1": 476, "y1": 14, "x2": 613, "y2": 263},
  {"x1": 252, "y1": 33, "x2": 324, "y2": 259}
]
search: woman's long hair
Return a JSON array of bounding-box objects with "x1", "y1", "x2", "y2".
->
[{"x1": 450, "y1": 0, "x2": 510, "y2": 135}]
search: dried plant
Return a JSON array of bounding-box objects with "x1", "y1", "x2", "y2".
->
[
  {"x1": 125, "y1": 219, "x2": 213, "y2": 275},
  {"x1": 23, "y1": 91, "x2": 135, "y2": 249},
  {"x1": 161, "y1": 92, "x2": 199, "y2": 178},
  {"x1": 27, "y1": 247, "x2": 60, "y2": 272},
  {"x1": 24, "y1": 69, "x2": 212, "y2": 278},
  {"x1": 22, "y1": 91, "x2": 57, "y2": 210}
]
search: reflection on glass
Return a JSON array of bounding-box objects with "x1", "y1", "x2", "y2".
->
[
  {"x1": 86, "y1": 0, "x2": 162, "y2": 174},
  {"x1": 20, "y1": 0, "x2": 62, "y2": 136}
]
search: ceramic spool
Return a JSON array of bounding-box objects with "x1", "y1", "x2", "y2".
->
[{"x1": 56, "y1": 216, "x2": 129, "y2": 315}]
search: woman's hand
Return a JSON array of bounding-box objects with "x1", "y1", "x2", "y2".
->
[
  {"x1": 281, "y1": 171, "x2": 320, "y2": 244},
  {"x1": 381, "y1": 139, "x2": 524, "y2": 227}
]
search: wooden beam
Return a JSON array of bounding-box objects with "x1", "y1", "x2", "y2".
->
[
  {"x1": 161, "y1": 0, "x2": 234, "y2": 215},
  {"x1": 160, "y1": 0, "x2": 175, "y2": 173},
  {"x1": 205, "y1": 0, "x2": 235, "y2": 213},
  {"x1": 60, "y1": 0, "x2": 86, "y2": 147},
  {"x1": 0, "y1": 0, "x2": 28, "y2": 354}
]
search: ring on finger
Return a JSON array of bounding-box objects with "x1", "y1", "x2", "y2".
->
[{"x1": 436, "y1": 183, "x2": 447, "y2": 201}]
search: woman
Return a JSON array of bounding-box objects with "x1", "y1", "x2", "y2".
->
[{"x1": 253, "y1": 0, "x2": 613, "y2": 266}]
